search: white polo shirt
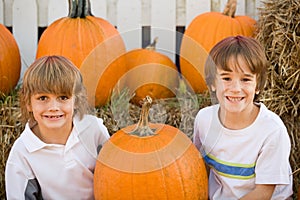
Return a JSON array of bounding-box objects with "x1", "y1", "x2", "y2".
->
[{"x1": 5, "y1": 114, "x2": 110, "y2": 200}]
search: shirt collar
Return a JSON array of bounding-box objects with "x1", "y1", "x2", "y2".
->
[{"x1": 21, "y1": 115, "x2": 91, "y2": 153}]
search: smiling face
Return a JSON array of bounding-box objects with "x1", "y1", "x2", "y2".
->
[
  {"x1": 212, "y1": 56, "x2": 258, "y2": 116},
  {"x1": 28, "y1": 93, "x2": 75, "y2": 135}
]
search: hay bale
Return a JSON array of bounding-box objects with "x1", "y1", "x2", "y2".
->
[
  {"x1": 255, "y1": 0, "x2": 300, "y2": 197},
  {"x1": 0, "y1": 95, "x2": 23, "y2": 199}
]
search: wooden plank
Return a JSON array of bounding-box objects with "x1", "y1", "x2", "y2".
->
[
  {"x1": 13, "y1": 0, "x2": 38, "y2": 78},
  {"x1": 90, "y1": 0, "x2": 107, "y2": 19},
  {"x1": 255, "y1": 0, "x2": 264, "y2": 20},
  {"x1": 48, "y1": 0, "x2": 67, "y2": 25},
  {"x1": 37, "y1": 0, "x2": 49, "y2": 27},
  {"x1": 176, "y1": 0, "x2": 185, "y2": 26},
  {"x1": 0, "y1": 0, "x2": 3, "y2": 24},
  {"x1": 117, "y1": 0, "x2": 142, "y2": 50},
  {"x1": 151, "y1": 0, "x2": 176, "y2": 62},
  {"x1": 141, "y1": 0, "x2": 151, "y2": 26},
  {"x1": 106, "y1": 0, "x2": 117, "y2": 26},
  {"x1": 236, "y1": 0, "x2": 246, "y2": 16},
  {"x1": 186, "y1": 0, "x2": 211, "y2": 27},
  {"x1": 3, "y1": 0, "x2": 13, "y2": 26}
]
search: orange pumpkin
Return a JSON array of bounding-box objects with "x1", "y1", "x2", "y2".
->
[
  {"x1": 117, "y1": 38, "x2": 180, "y2": 105},
  {"x1": 94, "y1": 96, "x2": 208, "y2": 199},
  {"x1": 36, "y1": 0, "x2": 126, "y2": 69},
  {"x1": 179, "y1": 0, "x2": 256, "y2": 94},
  {"x1": 0, "y1": 24, "x2": 21, "y2": 95},
  {"x1": 36, "y1": 0, "x2": 126, "y2": 106}
]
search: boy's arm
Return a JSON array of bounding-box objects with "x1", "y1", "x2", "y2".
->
[
  {"x1": 6, "y1": 162, "x2": 43, "y2": 200},
  {"x1": 240, "y1": 184, "x2": 275, "y2": 200}
]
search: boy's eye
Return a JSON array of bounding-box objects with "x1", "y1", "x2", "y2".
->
[
  {"x1": 38, "y1": 96, "x2": 47, "y2": 101},
  {"x1": 59, "y1": 96, "x2": 69, "y2": 101},
  {"x1": 242, "y1": 78, "x2": 251, "y2": 82},
  {"x1": 222, "y1": 77, "x2": 231, "y2": 81}
]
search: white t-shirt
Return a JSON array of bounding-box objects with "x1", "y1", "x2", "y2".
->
[
  {"x1": 5, "y1": 114, "x2": 110, "y2": 200},
  {"x1": 193, "y1": 103, "x2": 293, "y2": 200}
]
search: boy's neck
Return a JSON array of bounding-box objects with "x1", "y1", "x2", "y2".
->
[
  {"x1": 31, "y1": 123, "x2": 73, "y2": 145},
  {"x1": 218, "y1": 104, "x2": 260, "y2": 130}
]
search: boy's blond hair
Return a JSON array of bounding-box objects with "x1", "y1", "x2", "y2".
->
[{"x1": 19, "y1": 55, "x2": 91, "y2": 124}]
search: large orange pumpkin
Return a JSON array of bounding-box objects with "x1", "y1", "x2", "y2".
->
[
  {"x1": 94, "y1": 96, "x2": 208, "y2": 199},
  {"x1": 116, "y1": 38, "x2": 180, "y2": 105},
  {"x1": 179, "y1": 0, "x2": 256, "y2": 94},
  {"x1": 0, "y1": 24, "x2": 21, "y2": 95},
  {"x1": 36, "y1": 0, "x2": 125, "y2": 68},
  {"x1": 36, "y1": 0, "x2": 126, "y2": 106}
]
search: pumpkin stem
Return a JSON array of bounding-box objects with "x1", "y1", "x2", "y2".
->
[
  {"x1": 68, "y1": 0, "x2": 93, "y2": 18},
  {"x1": 223, "y1": 0, "x2": 237, "y2": 18},
  {"x1": 130, "y1": 96, "x2": 156, "y2": 137},
  {"x1": 145, "y1": 37, "x2": 158, "y2": 51}
]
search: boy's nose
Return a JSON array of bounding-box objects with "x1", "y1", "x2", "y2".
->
[
  {"x1": 230, "y1": 80, "x2": 241, "y2": 91},
  {"x1": 48, "y1": 99, "x2": 59, "y2": 110}
]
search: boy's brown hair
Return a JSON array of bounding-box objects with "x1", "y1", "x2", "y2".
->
[
  {"x1": 19, "y1": 55, "x2": 91, "y2": 124},
  {"x1": 204, "y1": 35, "x2": 268, "y2": 97}
]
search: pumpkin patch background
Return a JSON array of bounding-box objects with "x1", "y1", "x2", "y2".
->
[{"x1": 1, "y1": 0, "x2": 300, "y2": 199}]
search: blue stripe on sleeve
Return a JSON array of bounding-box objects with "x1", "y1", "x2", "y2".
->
[{"x1": 204, "y1": 154, "x2": 255, "y2": 179}]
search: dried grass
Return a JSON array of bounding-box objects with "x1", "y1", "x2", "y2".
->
[
  {"x1": 255, "y1": 0, "x2": 300, "y2": 197},
  {"x1": 0, "y1": 94, "x2": 23, "y2": 199}
]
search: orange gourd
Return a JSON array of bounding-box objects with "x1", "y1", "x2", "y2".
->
[
  {"x1": 0, "y1": 24, "x2": 21, "y2": 95},
  {"x1": 94, "y1": 96, "x2": 208, "y2": 199},
  {"x1": 117, "y1": 38, "x2": 179, "y2": 105},
  {"x1": 36, "y1": 0, "x2": 126, "y2": 106},
  {"x1": 179, "y1": 0, "x2": 256, "y2": 94},
  {"x1": 36, "y1": 0, "x2": 125, "y2": 68}
]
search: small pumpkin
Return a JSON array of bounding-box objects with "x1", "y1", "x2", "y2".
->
[
  {"x1": 36, "y1": 0, "x2": 126, "y2": 69},
  {"x1": 0, "y1": 24, "x2": 21, "y2": 95},
  {"x1": 179, "y1": 0, "x2": 256, "y2": 94},
  {"x1": 94, "y1": 96, "x2": 208, "y2": 199},
  {"x1": 117, "y1": 38, "x2": 180, "y2": 105}
]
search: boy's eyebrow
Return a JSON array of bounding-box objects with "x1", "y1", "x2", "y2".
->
[
  {"x1": 243, "y1": 73, "x2": 255, "y2": 78},
  {"x1": 218, "y1": 71, "x2": 230, "y2": 76},
  {"x1": 218, "y1": 71, "x2": 255, "y2": 78}
]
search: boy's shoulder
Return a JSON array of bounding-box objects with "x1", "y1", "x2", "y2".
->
[
  {"x1": 258, "y1": 103, "x2": 286, "y2": 129},
  {"x1": 197, "y1": 104, "x2": 218, "y2": 116},
  {"x1": 73, "y1": 114, "x2": 107, "y2": 135},
  {"x1": 74, "y1": 114, "x2": 102, "y2": 127},
  {"x1": 195, "y1": 104, "x2": 219, "y2": 125}
]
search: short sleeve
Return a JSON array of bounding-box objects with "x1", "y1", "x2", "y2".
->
[
  {"x1": 6, "y1": 151, "x2": 40, "y2": 200},
  {"x1": 193, "y1": 111, "x2": 202, "y2": 151},
  {"x1": 95, "y1": 117, "x2": 110, "y2": 145},
  {"x1": 255, "y1": 127, "x2": 291, "y2": 184}
]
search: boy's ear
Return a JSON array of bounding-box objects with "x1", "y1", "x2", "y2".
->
[
  {"x1": 27, "y1": 104, "x2": 32, "y2": 112},
  {"x1": 210, "y1": 85, "x2": 216, "y2": 92}
]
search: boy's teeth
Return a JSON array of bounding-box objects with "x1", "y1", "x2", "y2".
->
[{"x1": 228, "y1": 97, "x2": 242, "y2": 101}]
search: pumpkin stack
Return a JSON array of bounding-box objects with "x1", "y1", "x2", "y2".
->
[
  {"x1": 94, "y1": 96, "x2": 208, "y2": 200},
  {"x1": 0, "y1": 24, "x2": 21, "y2": 96},
  {"x1": 179, "y1": 0, "x2": 256, "y2": 94}
]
